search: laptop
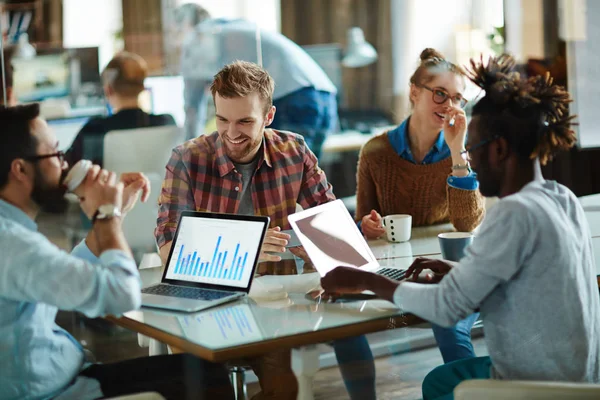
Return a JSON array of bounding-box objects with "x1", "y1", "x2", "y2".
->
[
  {"x1": 141, "y1": 211, "x2": 269, "y2": 312},
  {"x1": 288, "y1": 200, "x2": 407, "y2": 281}
]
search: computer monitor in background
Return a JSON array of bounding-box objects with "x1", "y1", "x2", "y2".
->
[
  {"x1": 66, "y1": 47, "x2": 103, "y2": 104},
  {"x1": 301, "y1": 44, "x2": 343, "y2": 101},
  {"x1": 144, "y1": 76, "x2": 185, "y2": 126},
  {"x1": 12, "y1": 52, "x2": 70, "y2": 103},
  {"x1": 49, "y1": 116, "x2": 93, "y2": 151}
]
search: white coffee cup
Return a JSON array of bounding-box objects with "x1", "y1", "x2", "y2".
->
[
  {"x1": 62, "y1": 159, "x2": 92, "y2": 196},
  {"x1": 382, "y1": 214, "x2": 412, "y2": 243}
]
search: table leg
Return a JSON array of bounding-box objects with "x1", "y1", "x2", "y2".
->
[
  {"x1": 291, "y1": 345, "x2": 320, "y2": 400},
  {"x1": 149, "y1": 338, "x2": 169, "y2": 356}
]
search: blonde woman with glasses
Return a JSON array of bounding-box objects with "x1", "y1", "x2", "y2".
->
[{"x1": 354, "y1": 48, "x2": 485, "y2": 370}]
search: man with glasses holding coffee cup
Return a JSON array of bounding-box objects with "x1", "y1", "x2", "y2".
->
[
  {"x1": 322, "y1": 54, "x2": 600, "y2": 399},
  {"x1": 0, "y1": 104, "x2": 235, "y2": 399}
]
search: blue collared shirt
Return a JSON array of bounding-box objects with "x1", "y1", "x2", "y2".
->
[
  {"x1": 387, "y1": 118, "x2": 478, "y2": 190},
  {"x1": 0, "y1": 200, "x2": 141, "y2": 400}
]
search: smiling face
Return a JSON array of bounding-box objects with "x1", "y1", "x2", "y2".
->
[
  {"x1": 410, "y1": 71, "x2": 466, "y2": 131},
  {"x1": 215, "y1": 92, "x2": 275, "y2": 163}
]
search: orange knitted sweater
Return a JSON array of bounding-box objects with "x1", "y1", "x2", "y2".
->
[{"x1": 356, "y1": 133, "x2": 485, "y2": 232}]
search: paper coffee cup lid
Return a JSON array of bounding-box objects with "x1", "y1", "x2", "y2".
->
[{"x1": 64, "y1": 160, "x2": 92, "y2": 192}]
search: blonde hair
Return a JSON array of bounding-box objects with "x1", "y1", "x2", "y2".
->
[
  {"x1": 409, "y1": 48, "x2": 467, "y2": 86},
  {"x1": 210, "y1": 61, "x2": 275, "y2": 112},
  {"x1": 101, "y1": 51, "x2": 148, "y2": 97}
]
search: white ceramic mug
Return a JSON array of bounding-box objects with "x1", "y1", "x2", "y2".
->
[{"x1": 382, "y1": 214, "x2": 412, "y2": 243}]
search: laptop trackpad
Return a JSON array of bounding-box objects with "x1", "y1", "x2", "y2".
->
[{"x1": 142, "y1": 293, "x2": 210, "y2": 310}]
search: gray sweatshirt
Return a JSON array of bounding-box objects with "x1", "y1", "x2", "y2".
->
[{"x1": 394, "y1": 179, "x2": 600, "y2": 382}]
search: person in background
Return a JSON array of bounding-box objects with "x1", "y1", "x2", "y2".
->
[
  {"x1": 356, "y1": 48, "x2": 485, "y2": 366},
  {"x1": 0, "y1": 46, "x2": 17, "y2": 106},
  {"x1": 155, "y1": 60, "x2": 374, "y2": 400},
  {"x1": 67, "y1": 51, "x2": 176, "y2": 166},
  {"x1": 321, "y1": 54, "x2": 600, "y2": 400},
  {"x1": 0, "y1": 103, "x2": 234, "y2": 399},
  {"x1": 173, "y1": 3, "x2": 338, "y2": 158}
]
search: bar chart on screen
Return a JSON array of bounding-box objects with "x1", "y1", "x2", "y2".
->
[
  {"x1": 165, "y1": 215, "x2": 265, "y2": 286},
  {"x1": 179, "y1": 304, "x2": 263, "y2": 346},
  {"x1": 172, "y1": 236, "x2": 250, "y2": 282}
]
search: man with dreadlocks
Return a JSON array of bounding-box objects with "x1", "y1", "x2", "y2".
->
[{"x1": 318, "y1": 54, "x2": 600, "y2": 399}]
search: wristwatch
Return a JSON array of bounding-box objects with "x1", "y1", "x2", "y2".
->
[{"x1": 92, "y1": 204, "x2": 122, "y2": 224}]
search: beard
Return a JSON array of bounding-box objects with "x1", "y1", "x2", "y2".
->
[
  {"x1": 222, "y1": 133, "x2": 263, "y2": 163},
  {"x1": 473, "y1": 159, "x2": 501, "y2": 198},
  {"x1": 31, "y1": 166, "x2": 69, "y2": 214}
]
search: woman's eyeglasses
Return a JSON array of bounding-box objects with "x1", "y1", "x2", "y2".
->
[{"x1": 417, "y1": 84, "x2": 468, "y2": 109}]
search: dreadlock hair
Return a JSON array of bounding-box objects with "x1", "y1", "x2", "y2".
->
[{"x1": 467, "y1": 54, "x2": 576, "y2": 165}]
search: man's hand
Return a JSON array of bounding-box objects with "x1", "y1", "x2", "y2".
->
[
  {"x1": 321, "y1": 266, "x2": 400, "y2": 303},
  {"x1": 321, "y1": 266, "x2": 373, "y2": 294},
  {"x1": 120, "y1": 172, "x2": 151, "y2": 214},
  {"x1": 405, "y1": 257, "x2": 454, "y2": 283},
  {"x1": 361, "y1": 210, "x2": 385, "y2": 239},
  {"x1": 288, "y1": 245, "x2": 311, "y2": 263},
  {"x1": 79, "y1": 168, "x2": 124, "y2": 219},
  {"x1": 259, "y1": 227, "x2": 290, "y2": 262}
]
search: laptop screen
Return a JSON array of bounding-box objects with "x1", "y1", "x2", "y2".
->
[
  {"x1": 288, "y1": 200, "x2": 378, "y2": 276},
  {"x1": 164, "y1": 214, "x2": 266, "y2": 289}
]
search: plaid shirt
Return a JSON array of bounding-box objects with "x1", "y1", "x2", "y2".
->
[{"x1": 155, "y1": 129, "x2": 336, "y2": 248}]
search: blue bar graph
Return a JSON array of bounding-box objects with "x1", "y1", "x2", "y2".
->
[
  {"x1": 228, "y1": 244, "x2": 240, "y2": 280},
  {"x1": 172, "y1": 236, "x2": 250, "y2": 281},
  {"x1": 175, "y1": 245, "x2": 184, "y2": 273}
]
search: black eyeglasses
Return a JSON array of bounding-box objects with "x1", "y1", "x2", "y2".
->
[
  {"x1": 461, "y1": 136, "x2": 499, "y2": 162},
  {"x1": 24, "y1": 151, "x2": 66, "y2": 164},
  {"x1": 417, "y1": 84, "x2": 468, "y2": 109}
]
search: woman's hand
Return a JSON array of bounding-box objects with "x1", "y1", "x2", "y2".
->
[
  {"x1": 361, "y1": 210, "x2": 386, "y2": 239},
  {"x1": 443, "y1": 107, "x2": 468, "y2": 155}
]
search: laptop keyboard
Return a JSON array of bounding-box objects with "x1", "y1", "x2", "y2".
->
[
  {"x1": 376, "y1": 268, "x2": 407, "y2": 281},
  {"x1": 142, "y1": 285, "x2": 236, "y2": 301}
]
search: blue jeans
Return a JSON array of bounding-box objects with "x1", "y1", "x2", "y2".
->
[
  {"x1": 422, "y1": 356, "x2": 492, "y2": 400},
  {"x1": 331, "y1": 336, "x2": 377, "y2": 400},
  {"x1": 331, "y1": 313, "x2": 478, "y2": 399},
  {"x1": 271, "y1": 87, "x2": 338, "y2": 159},
  {"x1": 432, "y1": 313, "x2": 480, "y2": 363}
]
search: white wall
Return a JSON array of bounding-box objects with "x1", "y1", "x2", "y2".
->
[
  {"x1": 504, "y1": 0, "x2": 545, "y2": 61},
  {"x1": 390, "y1": 0, "x2": 504, "y2": 116},
  {"x1": 63, "y1": 0, "x2": 123, "y2": 70}
]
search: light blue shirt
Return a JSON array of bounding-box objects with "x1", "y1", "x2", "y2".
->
[
  {"x1": 388, "y1": 118, "x2": 478, "y2": 191},
  {"x1": 181, "y1": 18, "x2": 337, "y2": 98},
  {"x1": 0, "y1": 200, "x2": 141, "y2": 400}
]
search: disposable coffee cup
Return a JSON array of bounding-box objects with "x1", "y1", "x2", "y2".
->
[
  {"x1": 438, "y1": 232, "x2": 474, "y2": 262},
  {"x1": 63, "y1": 160, "x2": 92, "y2": 197},
  {"x1": 382, "y1": 214, "x2": 412, "y2": 243}
]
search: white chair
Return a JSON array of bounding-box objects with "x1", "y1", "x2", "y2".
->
[
  {"x1": 454, "y1": 379, "x2": 600, "y2": 400},
  {"x1": 103, "y1": 126, "x2": 184, "y2": 176},
  {"x1": 103, "y1": 126, "x2": 184, "y2": 257},
  {"x1": 119, "y1": 172, "x2": 164, "y2": 256}
]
